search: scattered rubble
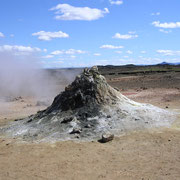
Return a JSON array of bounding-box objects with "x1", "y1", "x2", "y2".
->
[{"x1": 5, "y1": 96, "x2": 23, "y2": 102}]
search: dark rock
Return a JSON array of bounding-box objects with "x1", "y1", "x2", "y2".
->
[
  {"x1": 98, "y1": 133, "x2": 114, "y2": 143},
  {"x1": 135, "y1": 118, "x2": 140, "y2": 121},
  {"x1": 27, "y1": 119, "x2": 32, "y2": 123},
  {"x1": 141, "y1": 87, "x2": 148, "y2": 90},
  {"x1": 84, "y1": 124, "x2": 91, "y2": 128},
  {"x1": 14, "y1": 118, "x2": 23, "y2": 122},
  {"x1": 61, "y1": 117, "x2": 73, "y2": 124},
  {"x1": 75, "y1": 135, "x2": 80, "y2": 139}
]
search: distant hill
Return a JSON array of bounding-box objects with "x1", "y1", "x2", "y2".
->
[{"x1": 157, "y1": 62, "x2": 180, "y2": 66}]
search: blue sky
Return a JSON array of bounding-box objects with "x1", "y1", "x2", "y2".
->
[{"x1": 0, "y1": 0, "x2": 180, "y2": 68}]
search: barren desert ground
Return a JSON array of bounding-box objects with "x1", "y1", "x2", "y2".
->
[{"x1": 0, "y1": 66, "x2": 180, "y2": 180}]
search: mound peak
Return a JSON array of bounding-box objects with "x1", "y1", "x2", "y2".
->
[{"x1": 46, "y1": 66, "x2": 117, "y2": 113}]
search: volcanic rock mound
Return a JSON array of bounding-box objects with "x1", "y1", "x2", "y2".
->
[{"x1": 0, "y1": 66, "x2": 175, "y2": 142}]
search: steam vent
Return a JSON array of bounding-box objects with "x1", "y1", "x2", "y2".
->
[{"x1": 0, "y1": 66, "x2": 175, "y2": 142}]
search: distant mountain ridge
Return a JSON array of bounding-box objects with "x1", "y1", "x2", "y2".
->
[{"x1": 158, "y1": 62, "x2": 180, "y2": 65}]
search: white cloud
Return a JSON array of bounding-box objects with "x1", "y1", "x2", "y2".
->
[
  {"x1": 159, "y1": 29, "x2": 172, "y2": 34},
  {"x1": 141, "y1": 51, "x2": 146, "y2": 54},
  {"x1": 115, "y1": 51, "x2": 122, "y2": 54},
  {"x1": 10, "y1": 34, "x2": 14, "y2": 37},
  {"x1": 51, "y1": 49, "x2": 86, "y2": 55},
  {"x1": 151, "y1": 12, "x2": 160, "y2": 16},
  {"x1": 109, "y1": 0, "x2": 123, "y2": 5},
  {"x1": 100, "y1": 44, "x2": 124, "y2": 49},
  {"x1": 157, "y1": 50, "x2": 180, "y2": 56},
  {"x1": 50, "y1": 4, "x2": 109, "y2": 21},
  {"x1": 65, "y1": 49, "x2": 85, "y2": 54},
  {"x1": 0, "y1": 45, "x2": 41, "y2": 55},
  {"x1": 32, "y1": 31, "x2": 69, "y2": 41},
  {"x1": 70, "y1": 55, "x2": 76, "y2": 59},
  {"x1": 51, "y1": 50, "x2": 63, "y2": 55},
  {"x1": 94, "y1": 53, "x2": 101, "y2": 56},
  {"x1": 123, "y1": 56, "x2": 129, "y2": 58},
  {"x1": 126, "y1": 50, "x2": 133, "y2": 54},
  {"x1": 0, "y1": 32, "x2": 5, "y2": 38},
  {"x1": 42, "y1": 55, "x2": 54, "y2": 59},
  {"x1": 152, "y1": 21, "x2": 180, "y2": 29},
  {"x1": 113, "y1": 33, "x2": 138, "y2": 39}
]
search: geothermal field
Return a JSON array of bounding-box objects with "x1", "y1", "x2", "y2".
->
[{"x1": 0, "y1": 65, "x2": 180, "y2": 179}]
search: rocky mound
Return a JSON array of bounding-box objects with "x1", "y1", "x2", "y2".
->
[{"x1": 0, "y1": 67, "x2": 175, "y2": 142}]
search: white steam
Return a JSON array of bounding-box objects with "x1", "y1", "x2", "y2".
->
[{"x1": 0, "y1": 52, "x2": 57, "y2": 99}]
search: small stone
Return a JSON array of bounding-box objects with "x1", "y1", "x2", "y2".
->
[
  {"x1": 99, "y1": 133, "x2": 114, "y2": 143},
  {"x1": 135, "y1": 118, "x2": 140, "y2": 121},
  {"x1": 61, "y1": 117, "x2": 73, "y2": 124},
  {"x1": 84, "y1": 124, "x2": 91, "y2": 128},
  {"x1": 70, "y1": 128, "x2": 82, "y2": 134},
  {"x1": 75, "y1": 135, "x2": 80, "y2": 139},
  {"x1": 27, "y1": 119, "x2": 32, "y2": 123},
  {"x1": 14, "y1": 118, "x2": 23, "y2": 122}
]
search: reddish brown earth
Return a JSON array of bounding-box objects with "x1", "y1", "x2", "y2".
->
[{"x1": 0, "y1": 70, "x2": 180, "y2": 180}]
